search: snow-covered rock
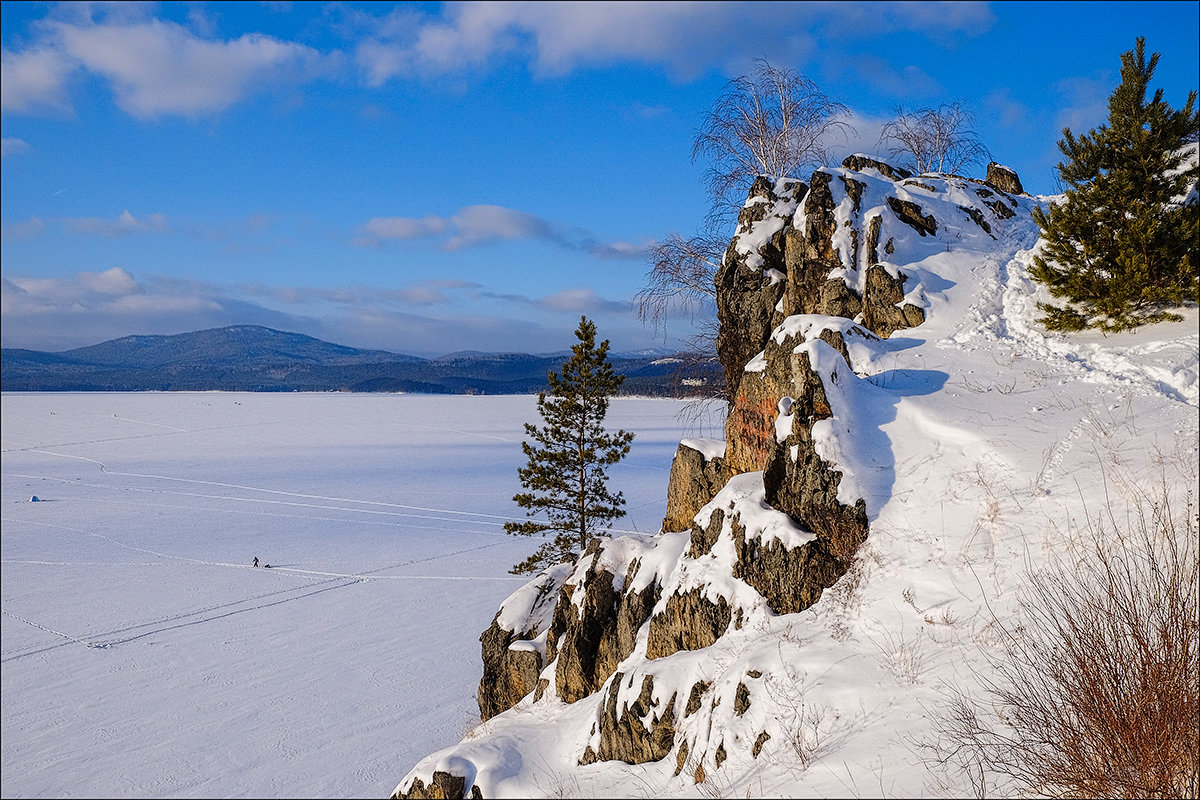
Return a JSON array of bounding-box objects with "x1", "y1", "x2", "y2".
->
[{"x1": 392, "y1": 156, "x2": 1198, "y2": 799}]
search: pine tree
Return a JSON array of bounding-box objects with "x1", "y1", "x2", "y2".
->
[
  {"x1": 505, "y1": 317, "x2": 635, "y2": 574},
  {"x1": 1030, "y1": 37, "x2": 1199, "y2": 332}
]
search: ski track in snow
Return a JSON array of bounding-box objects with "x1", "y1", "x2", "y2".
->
[
  {"x1": 2, "y1": 400, "x2": 665, "y2": 667},
  {"x1": 4, "y1": 443, "x2": 664, "y2": 539},
  {"x1": 1, "y1": 512, "x2": 518, "y2": 662},
  {"x1": 2, "y1": 438, "x2": 535, "y2": 661},
  {"x1": 18, "y1": 448, "x2": 518, "y2": 522},
  {"x1": 1, "y1": 394, "x2": 689, "y2": 799}
]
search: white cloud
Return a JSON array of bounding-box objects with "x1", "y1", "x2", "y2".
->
[
  {"x1": 1, "y1": 270, "x2": 683, "y2": 356},
  {"x1": 0, "y1": 47, "x2": 76, "y2": 114},
  {"x1": 357, "y1": 205, "x2": 551, "y2": 248},
  {"x1": 1, "y1": 217, "x2": 46, "y2": 241},
  {"x1": 2, "y1": 9, "x2": 336, "y2": 120},
  {"x1": 0, "y1": 270, "x2": 291, "y2": 351},
  {"x1": 813, "y1": 1, "x2": 995, "y2": 39},
  {"x1": 63, "y1": 209, "x2": 169, "y2": 237},
  {"x1": 352, "y1": 1, "x2": 994, "y2": 85},
  {"x1": 985, "y1": 86, "x2": 1031, "y2": 130},
  {"x1": 1053, "y1": 73, "x2": 1112, "y2": 139},
  {"x1": 79, "y1": 266, "x2": 140, "y2": 295},
  {"x1": 238, "y1": 279, "x2": 481, "y2": 308},
  {"x1": 5, "y1": 267, "x2": 142, "y2": 305},
  {"x1": 445, "y1": 204, "x2": 556, "y2": 250},
  {"x1": 585, "y1": 240, "x2": 650, "y2": 260},
  {"x1": 51, "y1": 19, "x2": 332, "y2": 118},
  {"x1": 1, "y1": 137, "x2": 32, "y2": 157},
  {"x1": 354, "y1": 2, "x2": 761, "y2": 83},
  {"x1": 358, "y1": 215, "x2": 449, "y2": 241},
  {"x1": 4, "y1": 2, "x2": 997, "y2": 120},
  {"x1": 539, "y1": 287, "x2": 630, "y2": 314},
  {"x1": 46, "y1": 2, "x2": 159, "y2": 26},
  {"x1": 353, "y1": 204, "x2": 641, "y2": 258},
  {"x1": 814, "y1": 109, "x2": 889, "y2": 165}
]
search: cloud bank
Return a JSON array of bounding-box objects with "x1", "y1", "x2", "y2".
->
[
  {"x1": 355, "y1": 204, "x2": 647, "y2": 258},
  {"x1": 3, "y1": 2, "x2": 994, "y2": 119},
  {"x1": 1, "y1": 268, "x2": 660, "y2": 357}
]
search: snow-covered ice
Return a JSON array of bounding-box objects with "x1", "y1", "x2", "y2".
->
[{"x1": 1, "y1": 393, "x2": 695, "y2": 798}]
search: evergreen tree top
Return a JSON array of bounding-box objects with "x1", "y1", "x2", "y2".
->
[{"x1": 1030, "y1": 36, "x2": 1199, "y2": 333}]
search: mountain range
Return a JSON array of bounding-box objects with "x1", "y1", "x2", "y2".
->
[{"x1": 0, "y1": 325, "x2": 719, "y2": 396}]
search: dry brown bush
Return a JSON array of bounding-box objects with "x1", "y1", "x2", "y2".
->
[{"x1": 932, "y1": 486, "x2": 1199, "y2": 798}]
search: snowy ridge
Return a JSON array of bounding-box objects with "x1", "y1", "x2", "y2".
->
[{"x1": 393, "y1": 162, "x2": 1198, "y2": 798}]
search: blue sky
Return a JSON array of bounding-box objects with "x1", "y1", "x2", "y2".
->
[{"x1": 2, "y1": 1, "x2": 1197, "y2": 357}]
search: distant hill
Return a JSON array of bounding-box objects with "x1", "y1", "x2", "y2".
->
[{"x1": 0, "y1": 325, "x2": 721, "y2": 396}]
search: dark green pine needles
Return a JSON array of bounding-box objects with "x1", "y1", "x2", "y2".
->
[
  {"x1": 1031, "y1": 37, "x2": 1199, "y2": 332},
  {"x1": 505, "y1": 316, "x2": 635, "y2": 574}
]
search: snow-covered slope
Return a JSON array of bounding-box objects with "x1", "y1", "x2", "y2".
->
[{"x1": 393, "y1": 159, "x2": 1198, "y2": 799}]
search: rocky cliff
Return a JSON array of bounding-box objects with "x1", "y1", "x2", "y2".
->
[{"x1": 392, "y1": 155, "x2": 1036, "y2": 799}]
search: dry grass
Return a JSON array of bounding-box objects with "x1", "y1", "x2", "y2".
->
[
  {"x1": 871, "y1": 624, "x2": 928, "y2": 685},
  {"x1": 825, "y1": 543, "x2": 882, "y2": 641}
]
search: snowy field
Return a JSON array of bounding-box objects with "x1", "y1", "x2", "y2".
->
[{"x1": 1, "y1": 392, "x2": 699, "y2": 799}]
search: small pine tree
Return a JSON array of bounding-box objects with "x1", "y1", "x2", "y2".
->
[
  {"x1": 505, "y1": 316, "x2": 635, "y2": 574},
  {"x1": 1030, "y1": 37, "x2": 1199, "y2": 332}
]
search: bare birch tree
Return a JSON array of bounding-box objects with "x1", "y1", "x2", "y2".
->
[
  {"x1": 634, "y1": 232, "x2": 723, "y2": 342},
  {"x1": 692, "y1": 59, "x2": 853, "y2": 215},
  {"x1": 633, "y1": 232, "x2": 727, "y2": 414},
  {"x1": 877, "y1": 101, "x2": 990, "y2": 176}
]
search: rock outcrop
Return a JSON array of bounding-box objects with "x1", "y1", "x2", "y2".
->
[
  {"x1": 543, "y1": 542, "x2": 661, "y2": 704},
  {"x1": 581, "y1": 673, "x2": 677, "y2": 765},
  {"x1": 661, "y1": 440, "x2": 727, "y2": 533},
  {"x1": 985, "y1": 161, "x2": 1025, "y2": 195},
  {"x1": 401, "y1": 772, "x2": 483, "y2": 800},
  {"x1": 393, "y1": 156, "x2": 1031, "y2": 800},
  {"x1": 714, "y1": 175, "x2": 805, "y2": 401}
]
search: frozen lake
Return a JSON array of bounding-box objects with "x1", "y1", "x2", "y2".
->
[{"x1": 1, "y1": 392, "x2": 700, "y2": 798}]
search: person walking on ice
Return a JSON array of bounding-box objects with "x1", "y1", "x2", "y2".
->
[{"x1": 253, "y1": 556, "x2": 259, "y2": 568}]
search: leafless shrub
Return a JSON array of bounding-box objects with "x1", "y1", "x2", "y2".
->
[
  {"x1": 878, "y1": 101, "x2": 990, "y2": 177},
  {"x1": 925, "y1": 606, "x2": 960, "y2": 628},
  {"x1": 788, "y1": 701, "x2": 827, "y2": 770},
  {"x1": 825, "y1": 544, "x2": 882, "y2": 640},
  {"x1": 931, "y1": 486, "x2": 1200, "y2": 798},
  {"x1": 761, "y1": 671, "x2": 831, "y2": 772}
]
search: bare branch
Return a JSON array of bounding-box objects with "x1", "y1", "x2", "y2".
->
[
  {"x1": 634, "y1": 232, "x2": 723, "y2": 331},
  {"x1": 878, "y1": 102, "x2": 991, "y2": 177},
  {"x1": 929, "y1": 483, "x2": 1200, "y2": 797}
]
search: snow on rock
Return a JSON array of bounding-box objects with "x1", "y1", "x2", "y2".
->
[
  {"x1": 393, "y1": 156, "x2": 1199, "y2": 799},
  {"x1": 477, "y1": 563, "x2": 574, "y2": 722}
]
